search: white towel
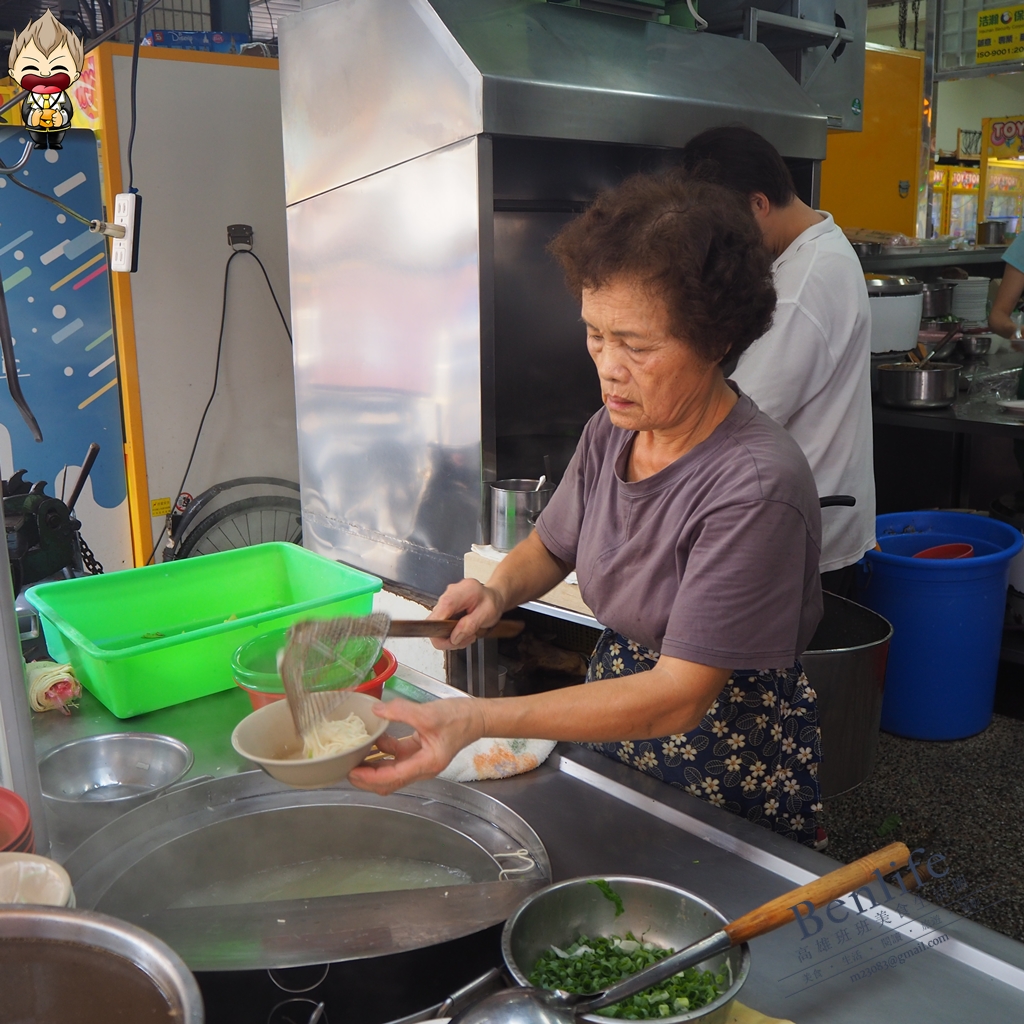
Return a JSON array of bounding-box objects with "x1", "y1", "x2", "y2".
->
[{"x1": 439, "y1": 737, "x2": 556, "y2": 782}]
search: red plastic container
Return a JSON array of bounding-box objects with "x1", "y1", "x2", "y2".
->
[
  {"x1": 913, "y1": 542, "x2": 974, "y2": 559},
  {"x1": 235, "y1": 648, "x2": 398, "y2": 710},
  {"x1": 0, "y1": 787, "x2": 31, "y2": 852}
]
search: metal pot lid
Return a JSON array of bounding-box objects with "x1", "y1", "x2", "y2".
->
[
  {"x1": 63, "y1": 771, "x2": 551, "y2": 972},
  {"x1": 865, "y1": 274, "x2": 923, "y2": 295}
]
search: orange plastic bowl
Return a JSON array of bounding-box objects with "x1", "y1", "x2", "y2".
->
[
  {"x1": 233, "y1": 642, "x2": 398, "y2": 711},
  {"x1": 913, "y1": 542, "x2": 974, "y2": 559}
]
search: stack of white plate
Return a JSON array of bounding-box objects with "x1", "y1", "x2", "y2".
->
[{"x1": 942, "y1": 276, "x2": 990, "y2": 323}]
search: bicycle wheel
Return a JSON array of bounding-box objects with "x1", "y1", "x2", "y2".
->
[{"x1": 175, "y1": 496, "x2": 302, "y2": 558}]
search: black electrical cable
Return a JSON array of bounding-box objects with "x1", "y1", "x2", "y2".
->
[
  {"x1": 0, "y1": 165, "x2": 91, "y2": 225},
  {"x1": 145, "y1": 247, "x2": 292, "y2": 563},
  {"x1": 242, "y1": 250, "x2": 292, "y2": 345},
  {"x1": 146, "y1": 250, "x2": 241, "y2": 564},
  {"x1": 126, "y1": 0, "x2": 144, "y2": 192}
]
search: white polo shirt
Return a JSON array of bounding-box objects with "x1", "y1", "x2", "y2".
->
[{"x1": 731, "y1": 212, "x2": 876, "y2": 573}]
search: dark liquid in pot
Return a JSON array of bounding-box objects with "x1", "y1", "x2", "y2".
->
[{"x1": 0, "y1": 938, "x2": 175, "y2": 1023}]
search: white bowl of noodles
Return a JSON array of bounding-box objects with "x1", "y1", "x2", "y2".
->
[{"x1": 231, "y1": 690, "x2": 388, "y2": 789}]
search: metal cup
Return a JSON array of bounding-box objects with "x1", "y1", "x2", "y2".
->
[{"x1": 490, "y1": 480, "x2": 554, "y2": 552}]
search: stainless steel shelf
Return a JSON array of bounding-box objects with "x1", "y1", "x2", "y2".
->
[
  {"x1": 519, "y1": 600, "x2": 602, "y2": 630},
  {"x1": 860, "y1": 248, "x2": 1006, "y2": 272}
]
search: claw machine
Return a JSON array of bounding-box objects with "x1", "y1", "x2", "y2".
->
[
  {"x1": 949, "y1": 167, "x2": 981, "y2": 240},
  {"x1": 929, "y1": 166, "x2": 948, "y2": 237},
  {"x1": 979, "y1": 116, "x2": 1024, "y2": 236}
]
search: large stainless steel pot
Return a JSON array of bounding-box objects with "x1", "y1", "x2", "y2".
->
[
  {"x1": 801, "y1": 593, "x2": 893, "y2": 798},
  {"x1": 977, "y1": 220, "x2": 1007, "y2": 245},
  {"x1": 501, "y1": 875, "x2": 749, "y2": 1024},
  {"x1": 0, "y1": 905, "x2": 203, "y2": 1023},
  {"x1": 64, "y1": 771, "x2": 550, "y2": 972},
  {"x1": 490, "y1": 479, "x2": 554, "y2": 552},
  {"x1": 876, "y1": 362, "x2": 960, "y2": 409},
  {"x1": 921, "y1": 282, "x2": 954, "y2": 319},
  {"x1": 866, "y1": 275, "x2": 923, "y2": 354}
]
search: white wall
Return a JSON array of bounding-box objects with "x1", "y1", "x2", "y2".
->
[
  {"x1": 866, "y1": 4, "x2": 927, "y2": 52},
  {"x1": 374, "y1": 589, "x2": 446, "y2": 682},
  {"x1": 936, "y1": 74, "x2": 1024, "y2": 153},
  {"x1": 112, "y1": 55, "x2": 297, "y2": 548}
]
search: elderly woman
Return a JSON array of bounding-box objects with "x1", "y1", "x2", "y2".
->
[{"x1": 350, "y1": 173, "x2": 825, "y2": 847}]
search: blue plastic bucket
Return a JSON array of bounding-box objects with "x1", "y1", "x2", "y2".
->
[{"x1": 858, "y1": 511, "x2": 1022, "y2": 740}]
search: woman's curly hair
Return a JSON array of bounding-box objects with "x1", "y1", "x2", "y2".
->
[{"x1": 548, "y1": 172, "x2": 776, "y2": 364}]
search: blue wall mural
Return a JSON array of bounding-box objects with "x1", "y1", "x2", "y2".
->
[{"x1": 0, "y1": 126, "x2": 126, "y2": 511}]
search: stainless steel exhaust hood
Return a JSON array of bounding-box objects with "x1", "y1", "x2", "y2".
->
[{"x1": 280, "y1": 0, "x2": 827, "y2": 596}]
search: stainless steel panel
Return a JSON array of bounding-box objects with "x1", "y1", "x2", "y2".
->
[
  {"x1": 797, "y1": 0, "x2": 866, "y2": 132},
  {"x1": 279, "y1": 0, "x2": 483, "y2": 205},
  {"x1": 434, "y1": 0, "x2": 827, "y2": 157},
  {"x1": 287, "y1": 138, "x2": 483, "y2": 595},
  {"x1": 493, "y1": 209, "x2": 602, "y2": 482}
]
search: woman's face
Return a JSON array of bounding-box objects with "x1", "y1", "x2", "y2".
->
[{"x1": 582, "y1": 278, "x2": 717, "y2": 433}]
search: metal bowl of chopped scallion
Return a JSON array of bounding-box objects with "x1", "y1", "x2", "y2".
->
[{"x1": 501, "y1": 876, "x2": 749, "y2": 1024}]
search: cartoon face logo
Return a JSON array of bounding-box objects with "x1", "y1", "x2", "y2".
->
[
  {"x1": 9, "y1": 12, "x2": 84, "y2": 95},
  {"x1": 1003, "y1": 10, "x2": 1013, "y2": 23},
  {"x1": 8, "y1": 12, "x2": 85, "y2": 148}
]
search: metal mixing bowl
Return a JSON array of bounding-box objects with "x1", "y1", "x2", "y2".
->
[
  {"x1": 959, "y1": 333, "x2": 992, "y2": 358},
  {"x1": 501, "y1": 876, "x2": 749, "y2": 1024},
  {"x1": 39, "y1": 733, "x2": 193, "y2": 851}
]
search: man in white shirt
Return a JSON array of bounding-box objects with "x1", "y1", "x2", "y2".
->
[{"x1": 680, "y1": 127, "x2": 876, "y2": 596}]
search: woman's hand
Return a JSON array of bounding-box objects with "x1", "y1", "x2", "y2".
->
[
  {"x1": 428, "y1": 579, "x2": 504, "y2": 650},
  {"x1": 347, "y1": 697, "x2": 486, "y2": 795}
]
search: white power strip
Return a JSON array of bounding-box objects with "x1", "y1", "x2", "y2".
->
[{"x1": 110, "y1": 192, "x2": 141, "y2": 273}]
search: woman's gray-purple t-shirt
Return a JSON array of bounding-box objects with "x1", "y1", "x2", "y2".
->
[{"x1": 535, "y1": 391, "x2": 823, "y2": 670}]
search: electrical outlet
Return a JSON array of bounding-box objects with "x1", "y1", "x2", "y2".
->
[
  {"x1": 110, "y1": 192, "x2": 142, "y2": 273},
  {"x1": 227, "y1": 224, "x2": 254, "y2": 249}
]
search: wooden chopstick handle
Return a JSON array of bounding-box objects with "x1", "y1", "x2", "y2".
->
[
  {"x1": 387, "y1": 619, "x2": 525, "y2": 639},
  {"x1": 723, "y1": 842, "x2": 910, "y2": 947}
]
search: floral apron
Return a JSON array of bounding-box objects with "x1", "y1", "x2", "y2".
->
[{"x1": 583, "y1": 630, "x2": 824, "y2": 847}]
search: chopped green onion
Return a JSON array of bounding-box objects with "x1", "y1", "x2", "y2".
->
[
  {"x1": 528, "y1": 933, "x2": 723, "y2": 1020},
  {"x1": 589, "y1": 879, "x2": 625, "y2": 917}
]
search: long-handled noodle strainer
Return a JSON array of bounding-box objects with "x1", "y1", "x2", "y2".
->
[{"x1": 280, "y1": 613, "x2": 524, "y2": 741}]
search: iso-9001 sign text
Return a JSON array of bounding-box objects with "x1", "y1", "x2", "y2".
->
[{"x1": 977, "y1": 5, "x2": 1024, "y2": 64}]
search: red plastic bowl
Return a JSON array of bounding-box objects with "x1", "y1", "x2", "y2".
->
[
  {"x1": 236, "y1": 648, "x2": 399, "y2": 710},
  {"x1": 354, "y1": 648, "x2": 398, "y2": 700},
  {"x1": 913, "y1": 542, "x2": 974, "y2": 559},
  {"x1": 0, "y1": 787, "x2": 31, "y2": 851},
  {"x1": 12, "y1": 827, "x2": 35, "y2": 854}
]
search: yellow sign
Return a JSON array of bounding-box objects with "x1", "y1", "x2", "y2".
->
[
  {"x1": 977, "y1": 6, "x2": 1024, "y2": 64},
  {"x1": 151, "y1": 497, "x2": 172, "y2": 517},
  {"x1": 983, "y1": 116, "x2": 1024, "y2": 158}
]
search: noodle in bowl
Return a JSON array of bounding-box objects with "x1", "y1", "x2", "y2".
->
[
  {"x1": 231, "y1": 691, "x2": 388, "y2": 789},
  {"x1": 302, "y1": 714, "x2": 371, "y2": 759}
]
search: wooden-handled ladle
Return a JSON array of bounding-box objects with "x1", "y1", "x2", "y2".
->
[{"x1": 451, "y1": 842, "x2": 911, "y2": 1024}]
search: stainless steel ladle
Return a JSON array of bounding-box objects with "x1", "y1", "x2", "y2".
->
[{"x1": 450, "y1": 842, "x2": 909, "y2": 1024}]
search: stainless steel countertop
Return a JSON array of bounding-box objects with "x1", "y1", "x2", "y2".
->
[
  {"x1": 30, "y1": 671, "x2": 1024, "y2": 1019},
  {"x1": 490, "y1": 748, "x2": 1024, "y2": 1021}
]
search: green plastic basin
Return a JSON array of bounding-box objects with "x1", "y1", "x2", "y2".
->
[{"x1": 25, "y1": 543, "x2": 382, "y2": 718}]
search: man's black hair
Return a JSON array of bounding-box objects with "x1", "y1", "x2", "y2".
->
[{"x1": 679, "y1": 126, "x2": 797, "y2": 208}]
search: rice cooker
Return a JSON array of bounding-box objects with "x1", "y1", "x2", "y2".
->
[{"x1": 866, "y1": 275, "x2": 924, "y2": 354}]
